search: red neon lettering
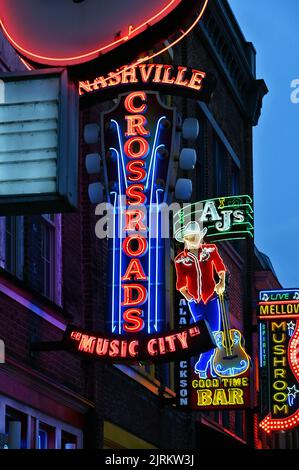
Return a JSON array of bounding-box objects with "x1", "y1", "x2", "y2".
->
[
  {"x1": 109, "y1": 339, "x2": 120, "y2": 357},
  {"x1": 123, "y1": 235, "x2": 147, "y2": 257},
  {"x1": 124, "y1": 91, "x2": 147, "y2": 113},
  {"x1": 107, "y1": 71, "x2": 122, "y2": 87},
  {"x1": 122, "y1": 258, "x2": 147, "y2": 281},
  {"x1": 121, "y1": 67, "x2": 138, "y2": 84},
  {"x1": 147, "y1": 338, "x2": 158, "y2": 356},
  {"x1": 120, "y1": 341, "x2": 127, "y2": 358},
  {"x1": 162, "y1": 65, "x2": 175, "y2": 84},
  {"x1": 123, "y1": 308, "x2": 144, "y2": 332},
  {"x1": 174, "y1": 66, "x2": 189, "y2": 87},
  {"x1": 152, "y1": 64, "x2": 163, "y2": 83},
  {"x1": 176, "y1": 331, "x2": 188, "y2": 349},
  {"x1": 124, "y1": 137, "x2": 149, "y2": 159},
  {"x1": 158, "y1": 337, "x2": 166, "y2": 355},
  {"x1": 139, "y1": 64, "x2": 156, "y2": 83},
  {"x1": 188, "y1": 70, "x2": 206, "y2": 91},
  {"x1": 71, "y1": 331, "x2": 81, "y2": 341},
  {"x1": 126, "y1": 184, "x2": 146, "y2": 205},
  {"x1": 124, "y1": 210, "x2": 146, "y2": 231},
  {"x1": 96, "y1": 338, "x2": 109, "y2": 356},
  {"x1": 78, "y1": 335, "x2": 96, "y2": 354},
  {"x1": 126, "y1": 160, "x2": 147, "y2": 182},
  {"x1": 91, "y1": 76, "x2": 108, "y2": 89},
  {"x1": 122, "y1": 284, "x2": 147, "y2": 306},
  {"x1": 125, "y1": 115, "x2": 149, "y2": 137},
  {"x1": 128, "y1": 340, "x2": 139, "y2": 357},
  {"x1": 165, "y1": 335, "x2": 176, "y2": 352}
]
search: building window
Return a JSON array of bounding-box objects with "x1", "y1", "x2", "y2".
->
[
  {"x1": 1, "y1": 395, "x2": 83, "y2": 449},
  {"x1": 40, "y1": 214, "x2": 62, "y2": 305},
  {"x1": 38, "y1": 422, "x2": 55, "y2": 449},
  {"x1": 5, "y1": 406, "x2": 28, "y2": 449},
  {"x1": 0, "y1": 216, "x2": 24, "y2": 278},
  {"x1": 213, "y1": 137, "x2": 227, "y2": 196},
  {"x1": 61, "y1": 430, "x2": 77, "y2": 449}
]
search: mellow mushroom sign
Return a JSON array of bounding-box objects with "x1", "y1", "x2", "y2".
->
[{"x1": 0, "y1": 0, "x2": 209, "y2": 78}]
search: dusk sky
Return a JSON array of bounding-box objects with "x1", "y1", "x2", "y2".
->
[{"x1": 229, "y1": 0, "x2": 299, "y2": 288}]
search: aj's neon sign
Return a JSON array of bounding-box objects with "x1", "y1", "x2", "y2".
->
[{"x1": 174, "y1": 195, "x2": 253, "y2": 410}]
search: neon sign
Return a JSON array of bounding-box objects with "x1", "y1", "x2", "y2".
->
[
  {"x1": 102, "y1": 91, "x2": 175, "y2": 334},
  {"x1": 174, "y1": 196, "x2": 253, "y2": 410},
  {"x1": 0, "y1": 0, "x2": 208, "y2": 74},
  {"x1": 79, "y1": 64, "x2": 215, "y2": 103},
  {"x1": 191, "y1": 376, "x2": 250, "y2": 409},
  {"x1": 258, "y1": 289, "x2": 299, "y2": 433},
  {"x1": 173, "y1": 195, "x2": 253, "y2": 244},
  {"x1": 62, "y1": 321, "x2": 215, "y2": 363}
]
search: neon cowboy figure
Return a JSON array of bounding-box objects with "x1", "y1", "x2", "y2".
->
[{"x1": 174, "y1": 221, "x2": 227, "y2": 378}]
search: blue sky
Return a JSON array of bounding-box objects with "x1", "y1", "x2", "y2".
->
[{"x1": 229, "y1": 0, "x2": 299, "y2": 288}]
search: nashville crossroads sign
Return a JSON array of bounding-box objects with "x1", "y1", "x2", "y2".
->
[{"x1": 258, "y1": 289, "x2": 299, "y2": 434}]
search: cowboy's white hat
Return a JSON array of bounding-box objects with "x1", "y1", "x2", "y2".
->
[{"x1": 175, "y1": 221, "x2": 207, "y2": 243}]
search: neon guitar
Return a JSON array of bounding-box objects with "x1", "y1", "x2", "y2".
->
[
  {"x1": 0, "y1": 0, "x2": 208, "y2": 68},
  {"x1": 212, "y1": 293, "x2": 250, "y2": 377}
]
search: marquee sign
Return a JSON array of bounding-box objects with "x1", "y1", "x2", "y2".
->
[
  {"x1": 1, "y1": 0, "x2": 209, "y2": 80},
  {"x1": 258, "y1": 289, "x2": 299, "y2": 434},
  {"x1": 173, "y1": 195, "x2": 253, "y2": 244}
]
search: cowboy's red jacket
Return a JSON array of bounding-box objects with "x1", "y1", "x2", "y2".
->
[{"x1": 174, "y1": 244, "x2": 227, "y2": 304}]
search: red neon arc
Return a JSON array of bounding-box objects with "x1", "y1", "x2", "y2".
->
[
  {"x1": 260, "y1": 322, "x2": 299, "y2": 434},
  {"x1": 0, "y1": 0, "x2": 208, "y2": 66}
]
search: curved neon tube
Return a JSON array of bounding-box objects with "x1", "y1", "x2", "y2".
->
[{"x1": 0, "y1": 0, "x2": 205, "y2": 64}]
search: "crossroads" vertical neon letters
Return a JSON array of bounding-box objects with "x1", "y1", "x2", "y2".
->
[{"x1": 122, "y1": 92, "x2": 150, "y2": 332}]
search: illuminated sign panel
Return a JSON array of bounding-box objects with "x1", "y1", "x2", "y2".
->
[
  {"x1": 174, "y1": 195, "x2": 252, "y2": 410},
  {"x1": 0, "y1": 68, "x2": 78, "y2": 215},
  {"x1": 102, "y1": 91, "x2": 175, "y2": 335},
  {"x1": 79, "y1": 64, "x2": 215, "y2": 104},
  {"x1": 61, "y1": 321, "x2": 215, "y2": 363},
  {"x1": 173, "y1": 195, "x2": 253, "y2": 244},
  {"x1": 190, "y1": 375, "x2": 250, "y2": 409},
  {"x1": 258, "y1": 289, "x2": 299, "y2": 433}
]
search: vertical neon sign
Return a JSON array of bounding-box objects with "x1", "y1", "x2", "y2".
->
[
  {"x1": 258, "y1": 289, "x2": 299, "y2": 433},
  {"x1": 102, "y1": 92, "x2": 175, "y2": 335}
]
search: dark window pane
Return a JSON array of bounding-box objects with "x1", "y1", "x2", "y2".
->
[{"x1": 213, "y1": 138, "x2": 227, "y2": 196}]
